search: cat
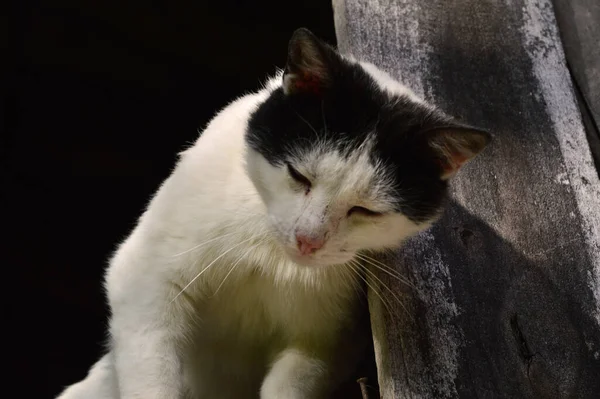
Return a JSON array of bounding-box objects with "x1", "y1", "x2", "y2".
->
[{"x1": 56, "y1": 28, "x2": 490, "y2": 399}]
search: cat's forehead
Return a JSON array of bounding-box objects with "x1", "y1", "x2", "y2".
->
[
  {"x1": 295, "y1": 137, "x2": 392, "y2": 202},
  {"x1": 248, "y1": 59, "x2": 435, "y2": 159}
]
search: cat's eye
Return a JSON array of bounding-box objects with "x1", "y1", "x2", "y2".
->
[
  {"x1": 287, "y1": 164, "x2": 312, "y2": 189},
  {"x1": 347, "y1": 206, "x2": 383, "y2": 217}
]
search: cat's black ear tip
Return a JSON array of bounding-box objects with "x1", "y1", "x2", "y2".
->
[
  {"x1": 423, "y1": 125, "x2": 494, "y2": 179},
  {"x1": 290, "y1": 28, "x2": 316, "y2": 42},
  {"x1": 454, "y1": 126, "x2": 493, "y2": 153},
  {"x1": 288, "y1": 28, "x2": 324, "y2": 52},
  {"x1": 471, "y1": 128, "x2": 493, "y2": 149},
  {"x1": 283, "y1": 28, "x2": 333, "y2": 96},
  {"x1": 479, "y1": 129, "x2": 493, "y2": 143},
  {"x1": 287, "y1": 28, "x2": 322, "y2": 60}
]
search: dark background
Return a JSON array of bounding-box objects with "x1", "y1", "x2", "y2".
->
[{"x1": 7, "y1": 1, "x2": 336, "y2": 397}]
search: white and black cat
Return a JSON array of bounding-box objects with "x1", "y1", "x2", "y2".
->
[{"x1": 57, "y1": 28, "x2": 490, "y2": 399}]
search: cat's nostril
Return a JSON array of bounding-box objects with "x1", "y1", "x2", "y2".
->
[{"x1": 296, "y1": 234, "x2": 325, "y2": 255}]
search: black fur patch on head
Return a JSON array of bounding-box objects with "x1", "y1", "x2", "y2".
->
[{"x1": 247, "y1": 28, "x2": 490, "y2": 223}]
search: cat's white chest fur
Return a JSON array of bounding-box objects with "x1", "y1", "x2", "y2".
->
[
  {"x1": 199, "y1": 266, "x2": 346, "y2": 338},
  {"x1": 179, "y1": 256, "x2": 358, "y2": 399},
  {"x1": 188, "y1": 258, "x2": 358, "y2": 357}
]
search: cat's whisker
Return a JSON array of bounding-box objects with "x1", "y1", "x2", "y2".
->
[
  {"x1": 355, "y1": 252, "x2": 402, "y2": 279},
  {"x1": 333, "y1": 261, "x2": 360, "y2": 294},
  {"x1": 171, "y1": 235, "x2": 259, "y2": 302},
  {"x1": 347, "y1": 261, "x2": 395, "y2": 319},
  {"x1": 355, "y1": 253, "x2": 413, "y2": 287},
  {"x1": 360, "y1": 262, "x2": 414, "y2": 322},
  {"x1": 349, "y1": 261, "x2": 396, "y2": 319},
  {"x1": 171, "y1": 231, "x2": 240, "y2": 257},
  {"x1": 355, "y1": 253, "x2": 416, "y2": 290},
  {"x1": 171, "y1": 213, "x2": 269, "y2": 257},
  {"x1": 344, "y1": 266, "x2": 364, "y2": 297},
  {"x1": 212, "y1": 237, "x2": 269, "y2": 297}
]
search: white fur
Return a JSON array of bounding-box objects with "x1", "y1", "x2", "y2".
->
[
  {"x1": 260, "y1": 349, "x2": 327, "y2": 398},
  {"x1": 57, "y1": 66, "x2": 430, "y2": 399}
]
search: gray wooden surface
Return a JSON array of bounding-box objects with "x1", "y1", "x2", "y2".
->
[{"x1": 333, "y1": 0, "x2": 600, "y2": 398}]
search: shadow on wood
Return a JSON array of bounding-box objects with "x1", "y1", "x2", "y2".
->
[{"x1": 371, "y1": 201, "x2": 600, "y2": 398}]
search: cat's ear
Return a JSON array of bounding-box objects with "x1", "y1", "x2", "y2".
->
[
  {"x1": 283, "y1": 28, "x2": 338, "y2": 96},
  {"x1": 423, "y1": 126, "x2": 492, "y2": 180}
]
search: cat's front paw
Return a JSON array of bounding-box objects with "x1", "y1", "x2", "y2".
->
[{"x1": 260, "y1": 349, "x2": 327, "y2": 399}]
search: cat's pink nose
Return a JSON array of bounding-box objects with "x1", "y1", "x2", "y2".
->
[{"x1": 296, "y1": 234, "x2": 325, "y2": 255}]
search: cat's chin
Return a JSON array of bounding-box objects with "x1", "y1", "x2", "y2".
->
[
  {"x1": 285, "y1": 250, "x2": 355, "y2": 268},
  {"x1": 285, "y1": 251, "x2": 321, "y2": 267}
]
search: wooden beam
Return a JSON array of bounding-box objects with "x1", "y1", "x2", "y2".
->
[{"x1": 333, "y1": 0, "x2": 600, "y2": 397}]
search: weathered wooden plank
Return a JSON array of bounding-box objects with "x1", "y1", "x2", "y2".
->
[{"x1": 333, "y1": 0, "x2": 600, "y2": 398}]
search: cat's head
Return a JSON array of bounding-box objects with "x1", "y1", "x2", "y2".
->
[{"x1": 246, "y1": 28, "x2": 490, "y2": 267}]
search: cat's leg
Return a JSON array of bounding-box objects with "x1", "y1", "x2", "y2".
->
[
  {"x1": 260, "y1": 348, "x2": 329, "y2": 399},
  {"x1": 56, "y1": 353, "x2": 118, "y2": 399},
  {"x1": 106, "y1": 260, "x2": 189, "y2": 398},
  {"x1": 109, "y1": 303, "x2": 186, "y2": 399}
]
